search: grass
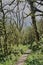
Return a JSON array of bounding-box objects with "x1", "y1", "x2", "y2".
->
[
  {"x1": 0, "y1": 44, "x2": 28, "y2": 65},
  {"x1": 24, "y1": 51, "x2": 43, "y2": 65}
]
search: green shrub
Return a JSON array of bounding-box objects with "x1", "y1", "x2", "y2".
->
[{"x1": 25, "y1": 52, "x2": 43, "y2": 65}]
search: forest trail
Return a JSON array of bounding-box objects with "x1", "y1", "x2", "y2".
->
[{"x1": 15, "y1": 50, "x2": 31, "y2": 65}]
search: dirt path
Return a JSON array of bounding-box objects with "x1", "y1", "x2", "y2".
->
[{"x1": 15, "y1": 50, "x2": 31, "y2": 65}]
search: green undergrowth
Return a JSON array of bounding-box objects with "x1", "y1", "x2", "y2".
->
[
  {"x1": 24, "y1": 51, "x2": 43, "y2": 65},
  {"x1": 0, "y1": 44, "x2": 28, "y2": 65}
]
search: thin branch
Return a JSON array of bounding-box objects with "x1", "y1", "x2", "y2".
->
[
  {"x1": 24, "y1": 12, "x2": 32, "y2": 19},
  {"x1": 36, "y1": 2, "x2": 43, "y2": 5},
  {"x1": 35, "y1": 14, "x2": 43, "y2": 16},
  {"x1": 4, "y1": 4, "x2": 17, "y2": 14},
  {"x1": 34, "y1": 7, "x2": 43, "y2": 13}
]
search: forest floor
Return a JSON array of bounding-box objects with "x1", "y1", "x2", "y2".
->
[{"x1": 15, "y1": 50, "x2": 31, "y2": 65}]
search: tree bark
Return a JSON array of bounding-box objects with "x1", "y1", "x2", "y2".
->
[{"x1": 28, "y1": 0, "x2": 40, "y2": 42}]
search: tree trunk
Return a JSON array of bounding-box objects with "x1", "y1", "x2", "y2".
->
[
  {"x1": 0, "y1": 0, "x2": 8, "y2": 56},
  {"x1": 29, "y1": 1, "x2": 40, "y2": 42}
]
